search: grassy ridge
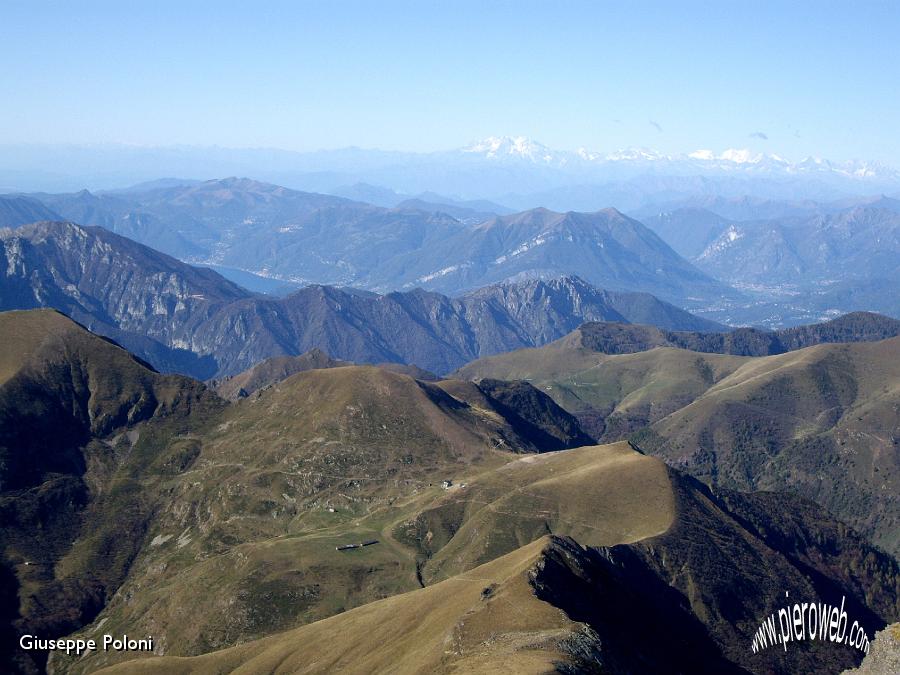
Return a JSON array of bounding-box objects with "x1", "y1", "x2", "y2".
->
[
  {"x1": 642, "y1": 338, "x2": 900, "y2": 555},
  {"x1": 0, "y1": 310, "x2": 223, "y2": 674},
  {"x1": 93, "y1": 442, "x2": 900, "y2": 675},
  {"x1": 457, "y1": 326, "x2": 900, "y2": 557},
  {"x1": 2, "y1": 309, "x2": 897, "y2": 674}
]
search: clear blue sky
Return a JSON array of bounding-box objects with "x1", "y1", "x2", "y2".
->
[{"x1": 3, "y1": 0, "x2": 899, "y2": 163}]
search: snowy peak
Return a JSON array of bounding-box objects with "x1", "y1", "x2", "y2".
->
[
  {"x1": 463, "y1": 136, "x2": 560, "y2": 164},
  {"x1": 603, "y1": 148, "x2": 669, "y2": 162},
  {"x1": 689, "y1": 148, "x2": 771, "y2": 164},
  {"x1": 457, "y1": 137, "x2": 898, "y2": 182}
]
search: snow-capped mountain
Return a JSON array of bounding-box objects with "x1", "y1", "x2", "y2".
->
[
  {"x1": 457, "y1": 135, "x2": 898, "y2": 182},
  {"x1": 4, "y1": 138, "x2": 898, "y2": 207},
  {"x1": 462, "y1": 136, "x2": 559, "y2": 163}
]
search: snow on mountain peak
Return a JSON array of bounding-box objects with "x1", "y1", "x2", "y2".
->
[
  {"x1": 464, "y1": 136, "x2": 555, "y2": 162},
  {"x1": 576, "y1": 147, "x2": 601, "y2": 161},
  {"x1": 687, "y1": 148, "x2": 782, "y2": 165},
  {"x1": 688, "y1": 149, "x2": 716, "y2": 161},
  {"x1": 719, "y1": 148, "x2": 762, "y2": 164},
  {"x1": 604, "y1": 148, "x2": 668, "y2": 162},
  {"x1": 459, "y1": 137, "x2": 897, "y2": 181}
]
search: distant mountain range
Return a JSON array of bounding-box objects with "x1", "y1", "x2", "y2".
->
[
  {"x1": 390, "y1": 206, "x2": 733, "y2": 301},
  {"x1": 0, "y1": 194, "x2": 59, "y2": 228},
  {"x1": 0, "y1": 221, "x2": 722, "y2": 378},
  {"x1": 328, "y1": 182, "x2": 514, "y2": 221},
  {"x1": 633, "y1": 196, "x2": 900, "y2": 325},
  {"x1": 694, "y1": 205, "x2": 900, "y2": 288},
  {"x1": 637, "y1": 195, "x2": 900, "y2": 262},
  {"x1": 6, "y1": 175, "x2": 900, "y2": 328},
  {"x1": 461, "y1": 136, "x2": 899, "y2": 182},
  {"x1": 5, "y1": 179, "x2": 735, "y2": 304},
  {"x1": 3, "y1": 139, "x2": 898, "y2": 204}
]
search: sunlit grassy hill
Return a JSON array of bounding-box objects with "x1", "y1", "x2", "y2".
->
[
  {"x1": 457, "y1": 324, "x2": 900, "y2": 556},
  {"x1": 1, "y1": 309, "x2": 897, "y2": 675}
]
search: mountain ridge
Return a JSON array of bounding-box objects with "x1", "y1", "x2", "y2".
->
[
  {"x1": 0, "y1": 221, "x2": 722, "y2": 377},
  {"x1": 1, "y1": 310, "x2": 896, "y2": 675},
  {"x1": 6, "y1": 140, "x2": 898, "y2": 198},
  {"x1": 694, "y1": 205, "x2": 900, "y2": 289},
  {"x1": 22, "y1": 177, "x2": 737, "y2": 303},
  {"x1": 455, "y1": 330, "x2": 900, "y2": 556},
  {"x1": 0, "y1": 309, "x2": 591, "y2": 673}
]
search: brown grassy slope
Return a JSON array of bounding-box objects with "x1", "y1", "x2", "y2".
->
[
  {"x1": 394, "y1": 440, "x2": 900, "y2": 674},
  {"x1": 638, "y1": 337, "x2": 900, "y2": 556},
  {"x1": 51, "y1": 365, "x2": 593, "y2": 673},
  {"x1": 94, "y1": 533, "x2": 754, "y2": 675},
  {"x1": 0, "y1": 309, "x2": 221, "y2": 675},
  {"x1": 0, "y1": 310, "x2": 61, "y2": 385},
  {"x1": 397, "y1": 441, "x2": 674, "y2": 583},
  {"x1": 6, "y1": 313, "x2": 894, "y2": 674},
  {"x1": 93, "y1": 442, "x2": 900, "y2": 675},
  {"x1": 93, "y1": 537, "x2": 584, "y2": 675},
  {"x1": 454, "y1": 336, "x2": 749, "y2": 440},
  {"x1": 457, "y1": 329, "x2": 900, "y2": 556},
  {"x1": 211, "y1": 348, "x2": 348, "y2": 400}
]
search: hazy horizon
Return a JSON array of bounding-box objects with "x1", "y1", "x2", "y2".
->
[
  {"x1": 3, "y1": 1, "x2": 900, "y2": 164},
  {"x1": 3, "y1": 5, "x2": 900, "y2": 674},
  {"x1": 3, "y1": 136, "x2": 898, "y2": 165}
]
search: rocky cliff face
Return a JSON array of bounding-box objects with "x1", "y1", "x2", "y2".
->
[
  {"x1": 0, "y1": 221, "x2": 247, "y2": 376},
  {"x1": 0, "y1": 222, "x2": 719, "y2": 378},
  {"x1": 464, "y1": 274, "x2": 722, "y2": 336},
  {"x1": 29, "y1": 178, "x2": 738, "y2": 304},
  {"x1": 843, "y1": 623, "x2": 900, "y2": 674}
]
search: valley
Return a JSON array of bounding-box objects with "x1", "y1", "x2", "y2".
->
[
  {"x1": 456, "y1": 320, "x2": 900, "y2": 557},
  {"x1": 4, "y1": 5, "x2": 900, "y2": 673},
  {"x1": 0, "y1": 220, "x2": 722, "y2": 378},
  {"x1": 2, "y1": 188, "x2": 900, "y2": 673},
  {"x1": 1, "y1": 309, "x2": 898, "y2": 674},
  {"x1": 4, "y1": 179, "x2": 733, "y2": 305}
]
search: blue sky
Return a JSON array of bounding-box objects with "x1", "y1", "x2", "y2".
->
[{"x1": 2, "y1": 1, "x2": 899, "y2": 163}]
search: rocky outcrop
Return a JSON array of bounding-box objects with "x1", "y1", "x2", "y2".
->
[
  {"x1": 843, "y1": 623, "x2": 900, "y2": 674},
  {"x1": 0, "y1": 222, "x2": 719, "y2": 378}
]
